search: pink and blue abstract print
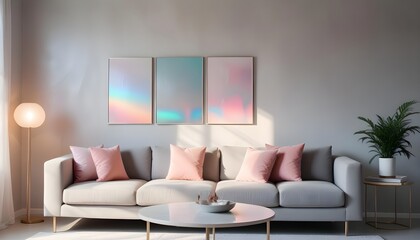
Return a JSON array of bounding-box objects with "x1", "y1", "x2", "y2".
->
[
  {"x1": 207, "y1": 57, "x2": 253, "y2": 124},
  {"x1": 108, "y1": 58, "x2": 152, "y2": 124}
]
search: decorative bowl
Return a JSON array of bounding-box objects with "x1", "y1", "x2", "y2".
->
[{"x1": 196, "y1": 200, "x2": 236, "y2": 213}]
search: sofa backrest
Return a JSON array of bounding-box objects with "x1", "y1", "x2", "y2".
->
[
  {"x1": 219, "y1": 145, "x2": 333, "y2": 182},
  {"x1": 150, "y1": 146, "x2": 220, "y2": 182}
]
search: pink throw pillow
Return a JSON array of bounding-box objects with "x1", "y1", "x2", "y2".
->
[
  {"x1": 89, "y1": 145, "x2": 129, "y2": 182},
  {"x1": 70, "y1": 145, "x2": 103, "y2": 183},
  {"x1": 166, "y1": 144, "x2": 206, "y2": 181},
  {"x1": 267, "y1": 143, "x2": 305, "y2": 182},
  {"x1": 235, "y1": 148, "x2": 278, "y2": 183}
]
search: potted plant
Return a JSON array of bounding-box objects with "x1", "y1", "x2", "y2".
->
[{"x1": 354, "y1": 100, "x2": 420, "y2": 177}]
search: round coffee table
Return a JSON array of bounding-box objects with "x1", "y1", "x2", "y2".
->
[{"x1": 138, "y1": 202, "x2": 275, "y2": 240}]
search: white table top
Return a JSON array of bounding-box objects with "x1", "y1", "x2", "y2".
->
[{"x1": 138, "y1": 202, "x2": 275, "y2": 228}]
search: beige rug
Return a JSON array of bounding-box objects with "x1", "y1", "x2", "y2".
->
[{"x1": 28, "y1": 231, "x2": 383, "y2": 240}]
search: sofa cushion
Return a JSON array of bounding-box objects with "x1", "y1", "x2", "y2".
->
[
  {"x1": 277, "y1": 181, "x2": 344, "y2": 208},
  {"x1": 235, "y1": 148, "x2": 277, "y2": 183},
  {"x1": 70, "y1": 145, "x2": 103, "y2": 183},
  {"x1": 151, "y1": 146, "x2": 220, "y2": 181},
  {"x1": 301, "y1": 146, "x2": 333, "y2": 182},
  {"x1": 219, "y1": 146, "x2": 248, "y2": 180},
  {"x1": 136, "y1": 179, "x2": 216, "y2": 206},
  {"x1": 215, "y1": 180, "x2": 279, "y2": 207},
  {"x1": 266, "y1": 143, "x2": 305, "y2": 182},
  {"x1": 90, "y1": 145, "x2": 130, "y2": 182},
  {"x1": 63, "y1": 179, "x2": 146, "y2": 206},
  {"x1": 166, "y1": 145, "x2": 206, "y2": 180}
]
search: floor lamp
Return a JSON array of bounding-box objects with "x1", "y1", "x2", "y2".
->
[{"x1": 14, "y1": 103, "x2": 46, "y2": 224}]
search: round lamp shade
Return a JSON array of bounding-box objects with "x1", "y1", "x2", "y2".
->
[{"x1": 14, "y1": 103, "x2": 46, "y2": 128}]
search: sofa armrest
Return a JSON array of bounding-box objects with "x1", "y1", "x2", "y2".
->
[
  {"x1": 333, "y1": 156, "x2": 362, "y2": 221},
  {"x1": 44, "y1": 154, "x2": 74, "y2": 217}
]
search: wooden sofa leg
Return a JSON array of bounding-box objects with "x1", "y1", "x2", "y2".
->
[
  {"x1": 344, "y1": 221, "x2": 348, "y2": 236},
  {"x1": 53, "y1": 216, "x2": 57, "y2": 233}
]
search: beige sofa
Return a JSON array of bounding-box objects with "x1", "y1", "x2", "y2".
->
[{"x1": 44, "y1": 145, "x2": 362, "y2": 234}]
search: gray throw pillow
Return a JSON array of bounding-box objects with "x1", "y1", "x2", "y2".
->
[{"x1": 300, "y1": 146, "x2": 333, "y2": 182}]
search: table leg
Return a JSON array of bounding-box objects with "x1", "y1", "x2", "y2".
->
[
  {"x1": 364, "y1": 184, "x2": 367, "y2": 223},
  {"x1": 364, "y1": 182, "x2": 413, "y2": 230},
  {"x1": 212, "y1": 227, "x2": 215, "y2": 240},
  {"x1": 409, "y1": 185, "x2": 412, "y2": 228},
  {"x1": 374, "y1": 186, "x2": 378, "y2": 228},
  {"x1": 53, "y1": 216, "x2": 57, "y2": 233},
  {"x1": 205, "y1": 228, "x2": 210, "y2": 240},
  {"x1": 266, "y1": 221, "x2": 271, "y2": 240},
  {"x1": 146, "y1": 221, "x2": 150, "y2": 240},
  {"x1": 394, "y1": 186, "x2": 397, "y2": 223}
]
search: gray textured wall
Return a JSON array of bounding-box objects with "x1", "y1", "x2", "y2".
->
[{"x1": 13, "y1": 0, "x2": 420, "y2": 214}]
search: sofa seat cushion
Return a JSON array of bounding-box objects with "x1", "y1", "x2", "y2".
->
[
  {"x1": 136, "y1": 179, "x2": 216, "y2": 206},
  {"x1": 277, "y1": 181, "x2": 344, "y2": 208},
  {"x1": 63, "y1": 179, "x2": 146, "y2": 206},
  {"x1": 215, "y1": 180, "x2": 279, "y2": 207}
]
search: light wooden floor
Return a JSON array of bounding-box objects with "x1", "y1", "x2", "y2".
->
[{"x1": 1, "y1": 216, "x2": 420, "y2": 240}]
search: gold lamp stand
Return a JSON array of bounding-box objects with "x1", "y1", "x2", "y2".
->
[
  {"x1": 14, "y1": 103, "x2": 46, "y2": 224},
  {"x1": 21, "y1": 127, "x2": 44, "y2": 224}
]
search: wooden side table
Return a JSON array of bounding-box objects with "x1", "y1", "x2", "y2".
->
[{"x1": 364, "y1": 179, "x2": 412, "y2": 230}]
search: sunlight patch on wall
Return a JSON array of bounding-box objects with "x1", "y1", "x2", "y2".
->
[
  {"x1": 208, "y1": 109, "x2": 274, "y2": 146},
  {"x1": 175, "y1": 108, "x2": 274, "y2": 147},
  {"x1": 175, "y1": 125, "x2": 207, "y2": 147}
]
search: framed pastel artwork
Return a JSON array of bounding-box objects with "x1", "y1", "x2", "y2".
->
[
  {"x1": 108, "y1": 58, "x2": 153, "y2": 124},
  {"x1": 156, "y1": 57, "x2": 204, "y2": 124},
  {"x1": 207, "y1": 57, "x2": 254, "y2": 124}
]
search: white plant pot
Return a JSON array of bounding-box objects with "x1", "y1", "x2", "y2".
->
[{"x1": 379, "y1": 157, "x2": 396, "y2": 178}]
